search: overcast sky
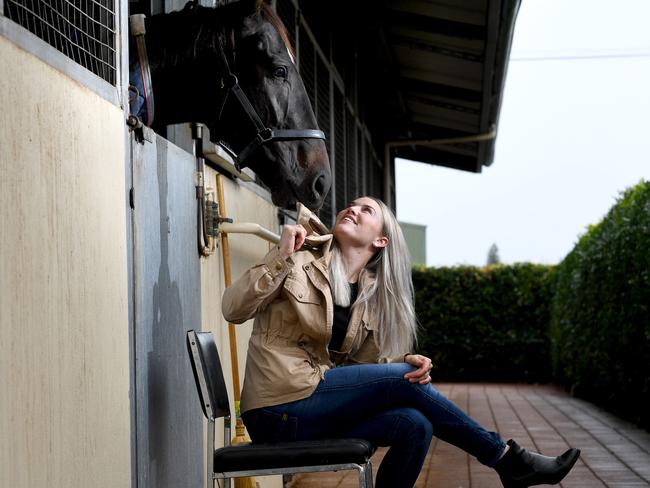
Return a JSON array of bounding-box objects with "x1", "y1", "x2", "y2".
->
[{"x1": 396, "y1": 0, "x2": 650, "y2": 267}]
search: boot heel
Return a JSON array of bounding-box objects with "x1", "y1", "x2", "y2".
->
[
  {"x1": 495, "y1": 440, "x2": 581, "y2": 488},
  {"x1": 499, "y1": 479, "x2": 525, "y2": 488}
]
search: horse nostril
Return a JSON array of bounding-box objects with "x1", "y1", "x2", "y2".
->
[{"x1": 312, "y1": 172, "x2": 327, "y2": 198}]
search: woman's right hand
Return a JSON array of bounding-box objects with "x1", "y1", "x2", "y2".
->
[
  {"x1": 404, "y1": 354, "x2": 434, "y2": 384},
  {"x1": 278, "y1": 224, "x2": 307, "y2": 260}
]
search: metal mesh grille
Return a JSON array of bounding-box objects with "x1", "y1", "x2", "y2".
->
[
  {"x1": 345, "y1": 107, "x2": 357, "y2": 204},
  {"x1": 4, "y1": 0, "x2": 117, "y2": 84},
  {"x1": 315, "y1": 56, "x2": 330, "y2": 140},
  {"x1": 316, "y1": 55, "x2": 332, "y2": 227},
  {"x1": 298, "y1": 23, "x2": 315, "y2": 108},
  {"x1": 318, "y1": 166, "x2": 334, "y2": 228},
  {"x1": 334, "y1": 86, "x2": 346, "y2": 213},
  {"x1": 358, "y1": 127, "x2": 366, "y2": 196}
]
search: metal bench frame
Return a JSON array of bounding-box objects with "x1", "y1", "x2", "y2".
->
[{"x1": 186, "y1": 330, "x2": 374, "y2": 488}]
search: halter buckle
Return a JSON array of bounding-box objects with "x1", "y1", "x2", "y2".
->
[
  {"x1": 221, "y1": 73, "x2": 238, "y2": 90},
  {"x1": 258, "y1": 128, "x2": 273, "y2": 143}
]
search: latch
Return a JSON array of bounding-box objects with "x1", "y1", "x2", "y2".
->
[{"x1": 205, "y1": 201, "x2": 233, "y2": 238}]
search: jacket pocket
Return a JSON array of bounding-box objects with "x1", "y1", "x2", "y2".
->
[
  {"x1": 352, "y1": 319, "x2": 376, "y2": 346},
  {"x1": 284, "y1": 276, "x2": 321, "y2": 305},
  {"x1": 346, "y1": 320, "x2": 382, "y2": 364},
  {"x1": 361, "y1": 318, "x2": 378, "y2": 331}
]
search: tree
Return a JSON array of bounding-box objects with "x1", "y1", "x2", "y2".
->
[{"x1": 487, "y1": 243, "x2": 500, "y2": 265}]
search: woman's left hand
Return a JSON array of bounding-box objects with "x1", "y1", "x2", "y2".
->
[{"x1": 404, "y1": 354, "x2": 433, "y2": 384}]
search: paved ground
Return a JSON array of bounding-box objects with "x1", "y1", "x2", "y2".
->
[{"x1": 288, "y1": 383, "x2": 650, "y2": 488}]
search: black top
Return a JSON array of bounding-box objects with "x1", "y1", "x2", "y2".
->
[{"x1": 329, "y1": 282, "x2": 359, "y2": 352}]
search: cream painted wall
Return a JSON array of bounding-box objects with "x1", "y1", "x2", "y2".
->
[
  {"x1": 0, "y1": 36, "x2": 131, "y2": 488},
  {"x1": 200, "y1": 169, "x2": 283, "y2": 488}
]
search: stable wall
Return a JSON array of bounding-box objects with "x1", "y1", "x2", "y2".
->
[
  {"x1": 0, "y1": 36, "x2": 131, "y2": 488},
  {"x1": 1, "y1": 29, "x2": 283, "y2": 488}
]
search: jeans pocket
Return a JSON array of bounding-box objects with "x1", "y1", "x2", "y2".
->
[{"x1": 243, "y1": 407, "x2": 298, "y2": 443}]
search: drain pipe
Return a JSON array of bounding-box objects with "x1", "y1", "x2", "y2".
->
[
  {"x1": 192, "y1": 123, "x2": 217, "y2": 257},
  {"x1": 383, "y1": 126, "x2": 497, "y2": 209}
]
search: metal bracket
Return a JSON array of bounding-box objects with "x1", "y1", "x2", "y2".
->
[
  {"x1": 204, "y1": 201, "x2": 233, "y2": 238},
  {"x1": 126, "y1": 115, "x2": 154, "y2": 143},
  {"x1": 205, "y1": 201, "x2": 220, "y2": 237},
  {"x1": 205, "y1": 201, "x2": 219, "y2": 237}
]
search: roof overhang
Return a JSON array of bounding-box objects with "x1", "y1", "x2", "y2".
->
[{"x1": 301, "y1": 0, "x2": 522, "y2": 173}]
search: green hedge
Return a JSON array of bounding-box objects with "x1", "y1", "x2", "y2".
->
[
  {"x1": 413, "y1": 263, "x2": 556, "y2": 382},
  {"x1": 550, "y1": 180, "x2": 650, "y2": 428},
  {"x1": 411, "y1": 180, "x2": 650, "y2": 427}
]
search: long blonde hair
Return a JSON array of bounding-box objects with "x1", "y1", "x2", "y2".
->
[{"x1": 329, "y1": 197, "x2": 418, "y2": 356}]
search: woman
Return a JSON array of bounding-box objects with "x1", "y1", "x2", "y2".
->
[{"x1": 222, "y1": 197, "x2": 580, "y2": 488}]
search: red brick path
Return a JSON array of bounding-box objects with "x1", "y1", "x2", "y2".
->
[{"x1": 287, "y1": 383, "x2": 650, "y2": 487}]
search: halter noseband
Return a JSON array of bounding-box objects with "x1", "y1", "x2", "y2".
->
[{"x1": 214, "y1": 28, "x2": 325, "y2": 172}]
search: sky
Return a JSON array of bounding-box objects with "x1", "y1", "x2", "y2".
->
[{"x1": 396, "y1": 0, "x2": 650, "y2": 267}]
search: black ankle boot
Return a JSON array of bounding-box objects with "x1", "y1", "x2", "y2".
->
[{"x1": 495, "y1": 439, "x2": 581, "y2": 488}]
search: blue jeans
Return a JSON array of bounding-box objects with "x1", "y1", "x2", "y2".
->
[{"x1": 242, "y1": 363, "x2": 505, "y2": 488}]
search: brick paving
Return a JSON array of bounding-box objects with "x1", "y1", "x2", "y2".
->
[{"x1": 287, "y1": 384, "x2": 650, "y2": 488}]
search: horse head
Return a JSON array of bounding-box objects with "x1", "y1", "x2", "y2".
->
[{"x1": 145, "y1": 0, "x2": 331, "y2": 211}]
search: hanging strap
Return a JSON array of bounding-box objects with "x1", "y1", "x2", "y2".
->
[{"x1": 130, "y1": 14, "x2": 155, "y2": 126}]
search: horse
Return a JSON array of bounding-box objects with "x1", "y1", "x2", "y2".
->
[{"x1": 135, "y1": 0, "x2": 331, "y2": 211}]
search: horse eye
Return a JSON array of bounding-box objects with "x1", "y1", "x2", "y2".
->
[{"x1": 272, "y1": 66, "x2": 288, "y2": 79}]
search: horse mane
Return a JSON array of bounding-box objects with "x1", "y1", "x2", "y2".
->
[{"x1": 259, "y1": 1, "x2": 295, "y2": 60}]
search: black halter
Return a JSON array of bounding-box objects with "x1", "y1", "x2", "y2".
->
[{"x1": 214, "y1": 29, "x2": 325, "y2": 172}]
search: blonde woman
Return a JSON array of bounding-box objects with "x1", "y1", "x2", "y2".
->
[{"x1": 223, "y1": 197, "x2": 580, "y2": 488}]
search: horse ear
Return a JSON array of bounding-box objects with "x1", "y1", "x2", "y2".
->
[
  {"x1": 218, "y1": 0, "x2": 262, "y2": 33},
  {"x1": 222, "y1": 0, "x2": 264, "y2": 40},
  {"x1": 182, "y1": 0, "x2": 198, "y2": 12}
]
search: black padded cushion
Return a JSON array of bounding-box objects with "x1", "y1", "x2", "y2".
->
[{"x1": 214, "y1": 438, "x2": 375, "y2": 472}]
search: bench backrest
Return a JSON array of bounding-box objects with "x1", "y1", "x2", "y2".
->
[{"x1": 186, "y1": 330, "x2": 231, "y2": 420}]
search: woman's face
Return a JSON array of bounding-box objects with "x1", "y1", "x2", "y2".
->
[{"x1": 333, "y1": 197, "x2": 388, "y2": 250}]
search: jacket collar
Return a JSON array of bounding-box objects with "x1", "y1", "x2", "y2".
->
[
  {"x1": 296, "y1": 202, "x2": 330, "y2": 236},
  {"x1": 296, "y1": 203, "x2": 334, "y2": 268}
]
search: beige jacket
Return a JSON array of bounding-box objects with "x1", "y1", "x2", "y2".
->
[{"x1": 222, "y1": 204, "x2": 408, "y2": 414}]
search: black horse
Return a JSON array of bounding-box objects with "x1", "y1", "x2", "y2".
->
[{"x1": 141, "y1": 0, "x2": 331, "y2": 211}]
